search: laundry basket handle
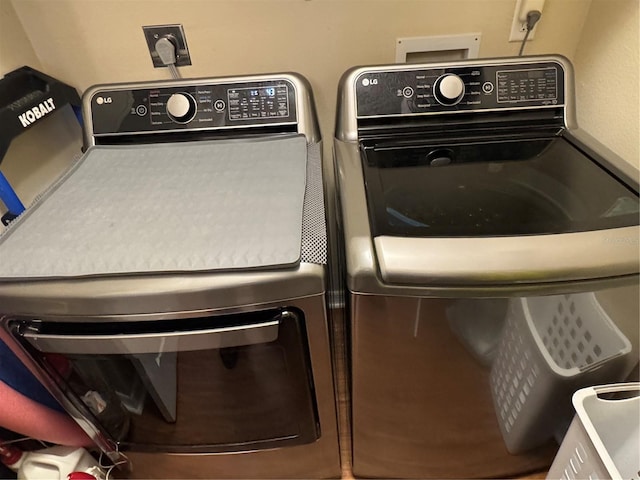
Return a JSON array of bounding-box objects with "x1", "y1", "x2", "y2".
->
[{"x1": 574, "y1": 382, "x2": 640, "y2": 404}]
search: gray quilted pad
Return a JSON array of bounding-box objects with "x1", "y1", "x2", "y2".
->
[{"x1": 0, "y1": 136, "x2": 308, "y2": 279}]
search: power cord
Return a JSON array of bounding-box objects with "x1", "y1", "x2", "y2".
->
[
  {"x1": 518, "y1": 10, "x2": 542, "y2": 56},
  {"x1": 98, "y1": 450, "x2": 130, "y2": 480},
  {"x1": 155, "y1": 36, "x2": 181, "y2": 79}
]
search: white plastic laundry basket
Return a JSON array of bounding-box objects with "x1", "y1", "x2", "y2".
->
[
  {"x1": 547, "y1": 383, "x2": 639, "y2": 480},
  {"x1": 490, "y1": 293, "x2": 632, "y2": 454}
]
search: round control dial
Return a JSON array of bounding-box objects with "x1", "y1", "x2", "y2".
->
[
  {"x1": 166, "y1": 92, "x2": 197, "y2": 123},
  {"x1": 433, "y1": 74, "x2": 465, "y2": 106}
]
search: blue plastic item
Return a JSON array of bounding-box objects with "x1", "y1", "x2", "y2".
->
[
  {"x1": 0, "y1": 171, "x2": 25, "y2": 220},
  {"x1": 0, "y1": 338, "x2": 63, "y2": 412}
]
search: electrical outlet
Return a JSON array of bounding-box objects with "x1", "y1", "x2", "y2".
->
[
  {"x1": 143, "y1": 24, "x2": 192, "y2": 67},
  {"x1": 509, "y1": 0, "x2": 545, "y2": 42}
]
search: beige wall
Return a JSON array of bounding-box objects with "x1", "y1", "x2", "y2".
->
[
  {"x1": 0, "y1": 0, "x2": 40, "y2": 72},
  {"x1": 573, "y1": 0, "x2": 639, "y2": 168},
  {"x1": 9, "y1": 0, "x2": 593, "y2": 141}
]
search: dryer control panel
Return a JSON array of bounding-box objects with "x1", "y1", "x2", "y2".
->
[
  {"x1": 355, "y1": 61, "x2": 565, "y2": 118},
  {"x1": 89, "y1": 78, "x2": 297, "y2": 136}
]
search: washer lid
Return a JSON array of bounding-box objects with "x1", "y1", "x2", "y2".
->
[
  {"x1": 0, "y1": 135, "x2": 308, "y2": 280},
  {"x1": 361, "y1": 135, "x2": 640, "y2": 286},
  {"x1": 362, "y1": 136, "x2": 639, "y2": 238}
]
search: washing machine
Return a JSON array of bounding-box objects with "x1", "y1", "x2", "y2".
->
[
  {"x1": 334, "y1": 55, "x2": 639, "y2": 478},
  {"x1": 0, "y1": 73, "x2": 341, "y2": 479}
]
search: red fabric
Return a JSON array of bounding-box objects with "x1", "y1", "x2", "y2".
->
[{"x1": 0, "y1": 380, "x2": 92, "y2": 447}]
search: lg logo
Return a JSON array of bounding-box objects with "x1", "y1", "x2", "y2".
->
[
  {"x1": 96, "y1": 96, "x2": 113, "y2": 105},
  {"x1": 361, "y1": 78, "x2": 378, "y2": 87}
]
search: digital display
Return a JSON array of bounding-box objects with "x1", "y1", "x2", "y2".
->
[
  {"x1": 227, "y1": 84, "x2": 290, "y2": 121},
  {"x1": 249, "y1": 87, "x2": 276, "y2": 97}
]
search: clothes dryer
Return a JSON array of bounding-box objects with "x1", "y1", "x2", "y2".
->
[{"x1": 0, "y1": 73, "x2": 340, "y2": 479}]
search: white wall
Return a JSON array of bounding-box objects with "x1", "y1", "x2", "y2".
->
[{"x1": 573, "y1": 0, "x2": 639, "y2": 168}]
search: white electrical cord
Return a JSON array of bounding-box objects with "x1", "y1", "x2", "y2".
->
[
  {"x1": 155, "y1": 36, "x2": 181, "y2": 79},
  {"x1": 519, "y1": 10, "x2": 543, "y2": 56},
  {"x1": 98, "y1": 450, "x2": 130, "y2": 480}
]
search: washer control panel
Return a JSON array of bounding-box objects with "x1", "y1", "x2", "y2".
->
[
  {"x1": 355, "y1": 61, "x2": 564, "y2": 118},
  {"x1": 90, "y1": 79, "x2": 296, "y2": 135}
]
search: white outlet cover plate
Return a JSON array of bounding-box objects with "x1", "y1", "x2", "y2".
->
[{"x1": 509, "y1": 0, "x2": 544, "y2": 42}]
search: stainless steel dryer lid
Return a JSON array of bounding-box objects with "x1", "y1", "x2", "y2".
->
[{"x1": 0, "y1": 135, "x2": 308, "y2": 280}]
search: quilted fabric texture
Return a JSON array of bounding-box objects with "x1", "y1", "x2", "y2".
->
[{"x1": 0, "y1": 136, "x2": 308, "y2": 279}]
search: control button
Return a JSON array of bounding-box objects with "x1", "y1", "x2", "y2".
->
[
  {"x1": 482, "y1": 82, "x2": 495, "y2": 94},
  {"x1": 214, "y1": 99, "x2": 226, "y2": 112},
  {"x1": 166, "y1": 93, "x2": 197, "y2": 123},
  {"x1": 135, "y1": 105, "x2": 148, "y2": 116},
  {"x1": 402, "y1": 86, "x2": 414, "y2": 98},
  {"x1": 433, "y1": 74, "x2": 465, "y2": 106}
]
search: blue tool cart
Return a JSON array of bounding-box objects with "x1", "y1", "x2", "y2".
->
[{"x1": 0, "y1": 66, "x2": 82, "y2": 226}]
